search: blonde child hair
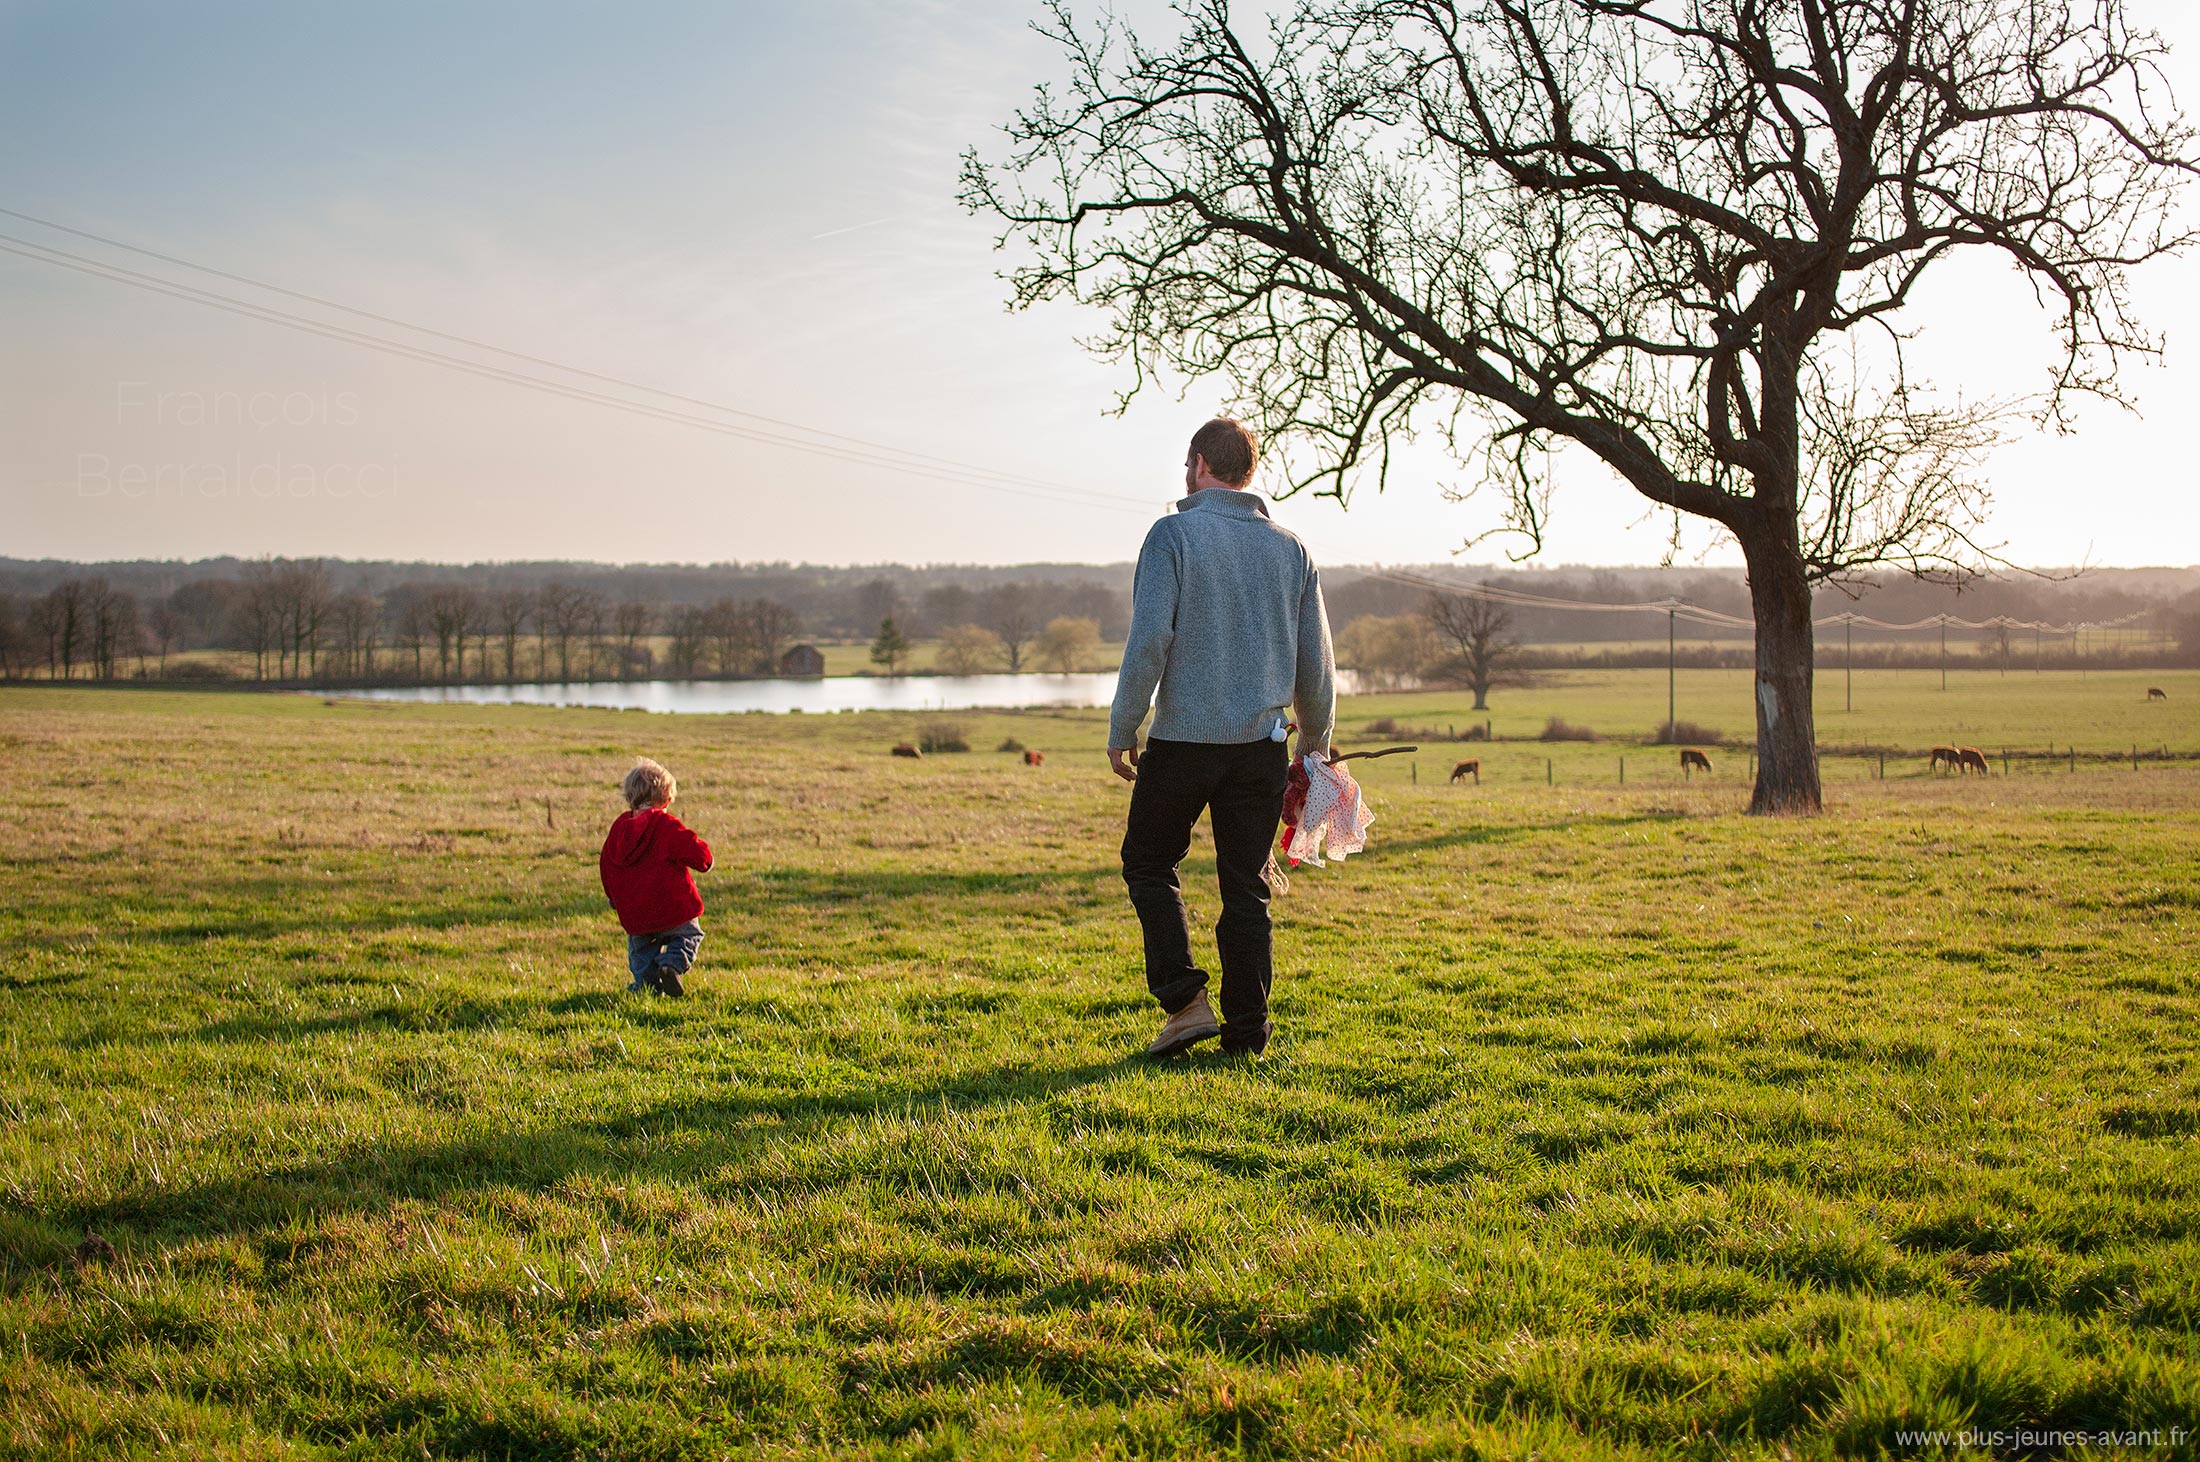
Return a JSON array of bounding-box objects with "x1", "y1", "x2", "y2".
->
[{"x1": 622, "y1": 758, "x2": 676, "y2": 811}]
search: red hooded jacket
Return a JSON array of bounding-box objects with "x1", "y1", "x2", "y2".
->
[{"x1": 599, "y1": 808, "x2": 713, "y2": 935}]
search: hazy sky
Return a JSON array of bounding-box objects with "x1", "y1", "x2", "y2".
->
[{"x1": 4, "y1": 0, "x2": 2196, "y2": 569}]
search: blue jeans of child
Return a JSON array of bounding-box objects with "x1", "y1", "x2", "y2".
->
[{"x1": 627, "y1": 920, "x2": 703, "y2": 986}]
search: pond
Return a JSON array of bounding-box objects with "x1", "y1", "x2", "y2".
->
[
  {"x1": 328, "y1": 670, "x2": 1366, "y2": 716},
  {"x1": 333, "y1": 672, "x2": 1123, "y2": 715}
]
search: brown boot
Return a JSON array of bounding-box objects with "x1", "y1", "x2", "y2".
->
[{"x1": 1145, "y1": 990, "x2": 1221, "y2": 1058}]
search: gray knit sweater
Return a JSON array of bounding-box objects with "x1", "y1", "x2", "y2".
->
[{"x1": 1108, "y1": 487, "x2": 1336, "y2": 755}]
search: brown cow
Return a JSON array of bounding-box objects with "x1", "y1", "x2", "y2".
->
[
  {"x1": 2147, "y1": 687, "x2": 2168, "y2": 701},
  {"x1": 1023, "y1": 749, "x2": 1045, "y2": 766},
  {"x1": 1449, "y1": 759, "x2": 1480, "y2": 785},
  {"x1": 1957, "y1": 746, "x2": 1989, "y2": 776},
  {"x1": 1680, "y1": 749, "x2": 1712, "y2": 776},
  {"x1": 891, "y1": 743, "x2": 922, "y2": 759},
  {"x1": 1929, "y1": 745, "x2": 1962, "y2": 773}
]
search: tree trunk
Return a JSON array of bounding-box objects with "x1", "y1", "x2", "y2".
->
[
  {"x1": 1470, "y1": 681, "x2": 1489, "y2": 711},
  {"x1": 1740, "y1": 529, "x2": 1822, "y2": 814}
]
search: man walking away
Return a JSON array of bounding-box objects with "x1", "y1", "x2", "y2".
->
[{"x1": 1108, "y1": 418, "x2": 1336, "y2": 1058}]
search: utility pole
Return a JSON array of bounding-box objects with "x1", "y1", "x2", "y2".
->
[
  {"x1": 1939, "y1": 616, "x2": 1948, "y2": 692},
  {"x1": 1845, "y1": 615, "x2": 1853, "y2": 713},
  {"x1": 1667, "y1": 604, "x2": 1676, "y2": 739}
]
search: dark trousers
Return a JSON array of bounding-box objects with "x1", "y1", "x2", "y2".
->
[{"x1": 1121, "y1": 737, "x2": 1288, "y2": 1034}]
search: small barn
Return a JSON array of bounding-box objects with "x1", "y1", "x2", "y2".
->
[{"x1": 778, "y1": 644, "x2": 826, "y2": 678}]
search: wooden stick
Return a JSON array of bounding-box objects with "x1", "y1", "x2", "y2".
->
[{"x1": 1326, "y1": 744, "x2": 1418, "y2": 764}]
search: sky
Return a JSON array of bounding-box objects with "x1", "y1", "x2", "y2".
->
[{"x1": 2, "y1": 0, "x2": 2196, "y2": 570}]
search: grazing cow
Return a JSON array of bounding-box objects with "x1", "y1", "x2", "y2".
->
[
  {"x1": 891, "y1": 743, "x2": 922, "y2": 759},
  {"x1": 1023, "y1": 749, "x2": 1045, "y2": 766},
  {"x1": 1449, "y1": 759, "x2": 1480, "y2": 785},
  {"x1": 2147, "y1": 687, "x2": 2168, "y2": 701},
  {"x1": 1929, "y1": 745, "x2": 1962, "y2": 773},
  {"x1": 1680, "y1": 748, "x2": 1712, "y2": 776},
  {"x1": 1957, "y1": 746, "x2": 1989, "y2": 776}
]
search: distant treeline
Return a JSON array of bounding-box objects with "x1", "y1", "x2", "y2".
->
[
  {"x1": 0, "y1": 560, "x2": 1128, "y2": 685},
  {"x1": 0, "y1": 556, "x2": 2195, "y2": 684}
]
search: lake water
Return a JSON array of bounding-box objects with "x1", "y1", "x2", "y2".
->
[
  {"x1": 330, "y1": 670, "x2": 1365, "y2": 716},
  {"x1": 335, "y1": 673, "x2": 1124, "y2": 715}
]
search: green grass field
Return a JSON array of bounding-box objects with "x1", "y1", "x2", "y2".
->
[{"x1": 3, "y1": 675, "x2": 2197, "y2": 1458}]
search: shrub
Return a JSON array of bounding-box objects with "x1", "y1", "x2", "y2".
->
[
  {"x1": 1539, "y1": 716, "x2": 1598, "y2": 742},
  {"x1": 1650, "y1": 719, "x2": 1723, "y2": 745},
  {"x1": 164, "y1": 662, "x2": 235, "y2": 681},
  {"x1": 1363, "y1": 716, "x2": 1487, "y2": 742},
  {"x1": 918, "y1": 721, "x2": 971, "y2": 754},
  {"x1": 996, "y1": 737, "x2": 1026, "y2": 753}
]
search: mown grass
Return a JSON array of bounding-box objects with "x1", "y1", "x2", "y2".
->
[{"x1": 1, "y1": 683, "x2": 2196, "y2": 1459}]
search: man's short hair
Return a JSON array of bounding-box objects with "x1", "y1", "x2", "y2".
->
[
  {"x1": 622, "y1": 757, "x2": 676, "y2": 810},
  {"x1": 1189, "y1": 417, "x2": 1259, "y2": 487}
]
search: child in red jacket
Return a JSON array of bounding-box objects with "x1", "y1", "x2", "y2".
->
[{"x1": 599, "y1": 758, "x2": 713, "y2": 997}]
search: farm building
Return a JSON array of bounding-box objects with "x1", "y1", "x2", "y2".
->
[{"x1": 778, "y1": 644, "x2": 826, "y2": 678}]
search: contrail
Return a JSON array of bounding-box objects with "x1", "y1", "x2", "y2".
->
[{"x1": 807, "y1": 215, "x2": 898, "y2": 241}]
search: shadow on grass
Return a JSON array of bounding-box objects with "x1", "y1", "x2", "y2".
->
[
  {"x1": 1378, "y1": 807, "x2": 1697, "y2": 855},
  {"x1": 44, "y1": 864, "x2": 1125, "y2": 954},
  {"x1": 55, "y1": 1053, "x2": 1148, "y2": 1249},
  {"x1": 1, "y1": 970, "x2": 87, "y2": 992}
]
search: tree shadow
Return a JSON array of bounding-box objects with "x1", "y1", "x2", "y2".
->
[
  {"x1": 1376, "y1": 808, "x2": 1695, "y2": 855},
  {"x1": 57, "y1": 1052, "x2": 1149, "y2": 1250},
  {"x1": 72, "y1": 994, "x2": 553, "y2": 1050},
  {"x1": 38, "y1": 864, "x2": 1126, "y2": 955},
  {"x1": 1, "y1": 970, "x2": 86, "y2": 993}
]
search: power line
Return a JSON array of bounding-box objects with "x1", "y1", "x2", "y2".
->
[
  {"x1": 0, "y1": 205, "x2": 1135, "y2": 501},
  {"x1": 1369, "y1": 565, "x2": 2155, "y2": 636},
  {"x1": 0, "y1": 218, "x2": 1156, "y2": 515}
]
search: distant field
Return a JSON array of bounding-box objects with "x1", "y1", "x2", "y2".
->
[{"x1": 2, "y1": 683, "x2": 2196, "y2": 1457}]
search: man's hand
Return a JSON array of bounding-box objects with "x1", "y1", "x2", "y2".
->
[{"x1": 1108, "y1": 745, "x2": 1139, "y2": 783}]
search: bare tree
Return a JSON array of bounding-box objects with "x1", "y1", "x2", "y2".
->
[
  {"x1": 34, "y1": 581, "x2": 86, "y2": 679},
  {"x1": 395, "y1": 597, "x2": 430, "y2": 680},
  {"x1": 747, "y1": 598, "x2": 800, "y2": 673},
  {"x1": 490, "y1": 587, "x2": 532, "y2": 682},
  {"x1": 665, "y1": 605, "x2": 712, "y2": 677},
  {"x1": 576, "y1": 590, "x2": 610, "y2": 680},
  {"x1": 1425, "y1": 590, "x2": 1519, "y2": 711},
  {"x1": 535, "y1": 583, "x2": 582, "y2": 682},
  {"x1": 705, "y1": 597, "x2": 757, "y2": 677},
  {"x1": 235, "y1": 562, "x2": 281, "y2": 680},
  {"x1": 920, "y1": 584, "x2": 977, "y2": 636},
  {"x1": 0, "y1": 595, "x2": 24, "y2": 679},
  {"x1": 1335, "y1": 612, "x2": 1440, "y2": 691},
  {"x1": 983, "y1": 582, "x2": 1040, "y2": 673},
  {"x1": 1979, "y1": 619, "x2": 2016, "y2": 675},
  {"x1": 275, "y1": 561, "x2": 332, "y2": 679},
  {"x1": 937, "y1": 622, "x2": 1007, "y2": 674},
  {"x1": 331, "y1": 592, "x2": 381, "y2": 679},
  {"x1": 423, "y1": 587, "x2": 478, "y2": 682},
  {"x1": 967, "y1": 1, "x2": 2196, "y2": 811},
  {"x1": 147, "y1": 600, "x2": 186, "y2": 675},
  {"x1": 1037, "y1": 615, "x2": 1101, "y2": 672},
  {"x1": 84, "y1": 580, "x2": 138, "y2": 680},
  {"x1": 614, "y1": 599, "x2": 655, "y2": 679},
  {"x1": 856, "y1": 578, "x2": 900, "y2": 634}
]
